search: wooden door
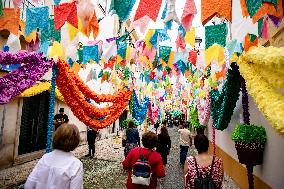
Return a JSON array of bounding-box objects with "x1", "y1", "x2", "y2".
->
[{"x1": 18, "y1": 91, "x2": 50, "y2": 155}]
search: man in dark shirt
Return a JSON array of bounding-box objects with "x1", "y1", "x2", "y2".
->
[
  {"x1": 85, "y1": 127, "x2": 99, "y2": 158},
  {"x1": 53, "y1": 108, "x2": 69, "y2": 131}
]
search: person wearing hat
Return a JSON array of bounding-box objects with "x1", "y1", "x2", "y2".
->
[{"x1": 53, "y1": 108, "x2": 69, "y2": 131}]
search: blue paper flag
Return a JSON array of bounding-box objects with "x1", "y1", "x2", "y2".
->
[
  {"x1": 38, "y1": 41, "x2": 49, "y2": 56},
  {"x1": 83, "y1": 45, "x2": 99, "y2": 63},
  {"x1": 176, "y1": 60, "x2": 186, "y2": 74},
  {"x1": 150, "y1": 29, "x2": 169, "y2": 47},
  {"x1": 3, "y1": 46, "x2": 9, "y2": 52},
  {"x1": 25, "y1": 6, "x2": 49, "y2": 35},
  {"x1": 117, "y1": 42, "x2": 127, "y2": 59},
  {"x1": 161, "y1": 3, "x2": 167, "y2": 19},
  {"x1": 226, "y1": 39, "x2": 242, "y2": 60},
  {"x1": 131, "y1": 90, "x2": 149, "y2": 125},
  {"x1": 178, "y1": 25, "x2": 186, "y2": 37},
  {"x1": 164, "y1": 20, "x2": 173, "y2": 30},
  {"x1": 54, "y1": 0, "x2": 61, "y2": 6}
]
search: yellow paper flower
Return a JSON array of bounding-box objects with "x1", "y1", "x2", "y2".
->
[
  {"x1": 238, "y1": 55, "x2": 284, "y2": 138},
  {"x1": 19, "y1": 82, "x2": 64, "y2": 102},
  {"x1": 244, "y1": 46, "x2": 284, "y2": 70}
]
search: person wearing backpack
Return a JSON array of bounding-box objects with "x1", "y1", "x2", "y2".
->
[
  {"x1": 184, "y1": 134, "x2": 223, "y2": 189},
  {"x1": 123, "y1": 131, "x2": 165, "y2": 189}
]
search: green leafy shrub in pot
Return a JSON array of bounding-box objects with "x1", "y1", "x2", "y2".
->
[
  {"x1": 231, "y1": 123, "x2": 267, "y2": 145},
  {"x1": 231, "y1": 123, "x2": 267, "y2": 166}
]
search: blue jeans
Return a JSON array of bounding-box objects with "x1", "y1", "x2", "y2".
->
[{"x1": 180, "y1": 145, "x2": 189, "y2": 165}]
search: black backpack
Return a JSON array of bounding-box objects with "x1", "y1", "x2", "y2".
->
[
  {"x1": 132, "y1": 148, "x2": 152, "y2": 186},
  {"x1": 194, "y1": 156, "x2": 217, "y2": 189}
]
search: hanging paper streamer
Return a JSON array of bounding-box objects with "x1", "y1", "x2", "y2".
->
[
  {"x1": 0, "y1": 52, "x2": 54, "y2": 104},
  {"x1": 25, "y1": 6, "x2": 49, "y2": 35},
  {"x1": 134, "y1": 0, "x2": 162, "y2": 22},
  {"x1": 181, "y1": 0, "x2": 197, "y2": 31},
  {"x1": 201, "y1": 0, "x2": 232, "y2": 25},
  {"x1": 148, "y1": 102, "x2": 159, "y2": 124},
  {"x1": 244, "y1": 33, "x2": 258, "y2": 52},
  {"x1": 150, "y1": 29, "x2": 170, "y2": 47},
  {"x1": 205, "y1": 23, "x2": 227, "y2": 49},
  {"x1": 131, "y1": 90, "x2": 150, "y2": 125},
  {"x1": 185, "y1": 27, "x2": 195, "y2": 47},
  {"x1": 164, "y1": 0, "x2": 180, "y2": 24},
  {"x1": 197, "y1": 96, "x2": 211, "y2": 126},
  {"x1": 210, "y1": 63, "x2": 241, "y2": 131},
  {"x1": 161, "y1": 3, "x2": 167, "y2": 19},
  {"x1": 54, "y1": 2, "x2": 78, "y2": 30},
  {"x1": 0, "y1": 1, "x2": 3, "y2": 16},
  {"x1": 110, "y1": 0, "x2": 136, "y2": 21},
  {"x1": 178, "y1": 25, "x2": 186, "y2": 37},
  {"x1": 46, "y1": 64, "x2": 57, "y2": 153},
  {"x1": 0, "y1": 9, "x2": 20, "y2": 35},
  {"x1": 83, "y1": 45, "x2": 99, "y2": 63}
]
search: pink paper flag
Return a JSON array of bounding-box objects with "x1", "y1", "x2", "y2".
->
[
  {"x1": 13, "y1": 0, "x2": 22, "y2": 8},
  {"x1": 181, "y1": 0, "x2": 197, "y2": 31},
  {"x1": 132, "y1": 15, "x2": 151, "y2": 34},
  {"x1": 261, "y1": 18, "x2": 269, "y2": 40}
]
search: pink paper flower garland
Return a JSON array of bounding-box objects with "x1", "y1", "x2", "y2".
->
[
  {"x1": 0, "y1": 51, "x2": 54, "y2": 104},
  {"x1": 197, "y1": 95, "x2": 210, "y2": 126},
  {"x1": 148, "y1": 102, "x2": 159, "y2": 125}
]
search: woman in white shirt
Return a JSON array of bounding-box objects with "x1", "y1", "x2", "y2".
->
[{"x1": 25, "y1": 124, "x2": 83, "y2": 189}]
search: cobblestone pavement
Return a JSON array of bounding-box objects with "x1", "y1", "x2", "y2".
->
[
  {"x1": 158, "y1": 128, "x2": 240, "y2": 189},
  {"x1": 3, "y1": 128, "x2": 240, "y2": 189}
]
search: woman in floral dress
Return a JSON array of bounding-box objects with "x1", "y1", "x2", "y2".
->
[{"x1": 184, "y1": 134, "x2": 223, "y2": 189}]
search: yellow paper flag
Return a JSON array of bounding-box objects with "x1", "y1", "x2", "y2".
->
[
  {"x1": 49, "y1": 41, "x2": 65, "y2": 59},
  {"x1": 205, "y1": 44, "x2": 225, "y2": 67},
  {"x1": 185, "y1": 27, "x2": 195, "y2": 47},
  {"x1": 67, "y1": 23, "x2": 79, "y2": 41},
  {"x1": 145, "y1": 29, "x2": 155, "y2": 49},
  {"x1": 126, "y1": 46, "x2": 131, "y2": 61},
  {"x1": 168, "y1": 51, "x2": 175, "y2": 69}
]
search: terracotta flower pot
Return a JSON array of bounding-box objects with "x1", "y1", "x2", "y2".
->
[
  {"x1": 196, "y1": 128, "x2": 205, "y2": 135},
  {"x1": 235, "y1": 142, "x2": 265, "y2": 166}
]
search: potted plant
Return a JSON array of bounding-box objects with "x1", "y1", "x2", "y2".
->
[
  {"x1": 231, "y1": 123, "x2": 267, "y2": 166},
  {"x1": 195, "y1": 124, "x2": 206, "y2": 135}
]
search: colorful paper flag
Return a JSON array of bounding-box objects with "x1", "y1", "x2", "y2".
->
[
  {"x1": 201, "y1": 0, "x2": 232, "y2": 25},
  {"x1": 134, "y1": 0, "x2": 162, "y2": 21},
  {"x1": 54, "y1": 2, "x2": 78, "y2": 30},
  {"x1": 205, "y1": 23, "x2": 227, "y2": 49},
  {"x1": 181, "y1": 0, "x2": 196, "y2": 31},
  {"x1": 0, "y1": 9, "x2": 20, "y2": 35},
  {"x1": 184, "y1": 27, "x2": 195, "y2": 47},
  {"x1": 25, "y1": 6, "x2": 49, "y2": 35}
]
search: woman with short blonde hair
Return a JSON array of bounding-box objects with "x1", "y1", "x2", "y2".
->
[{"x1": 25, "y1": 124, "x2": 83, "y2": 189}]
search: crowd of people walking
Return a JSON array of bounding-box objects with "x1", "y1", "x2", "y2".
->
[{"x1": 24, "y1": 118, "x2": 224, "y2": 189}]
